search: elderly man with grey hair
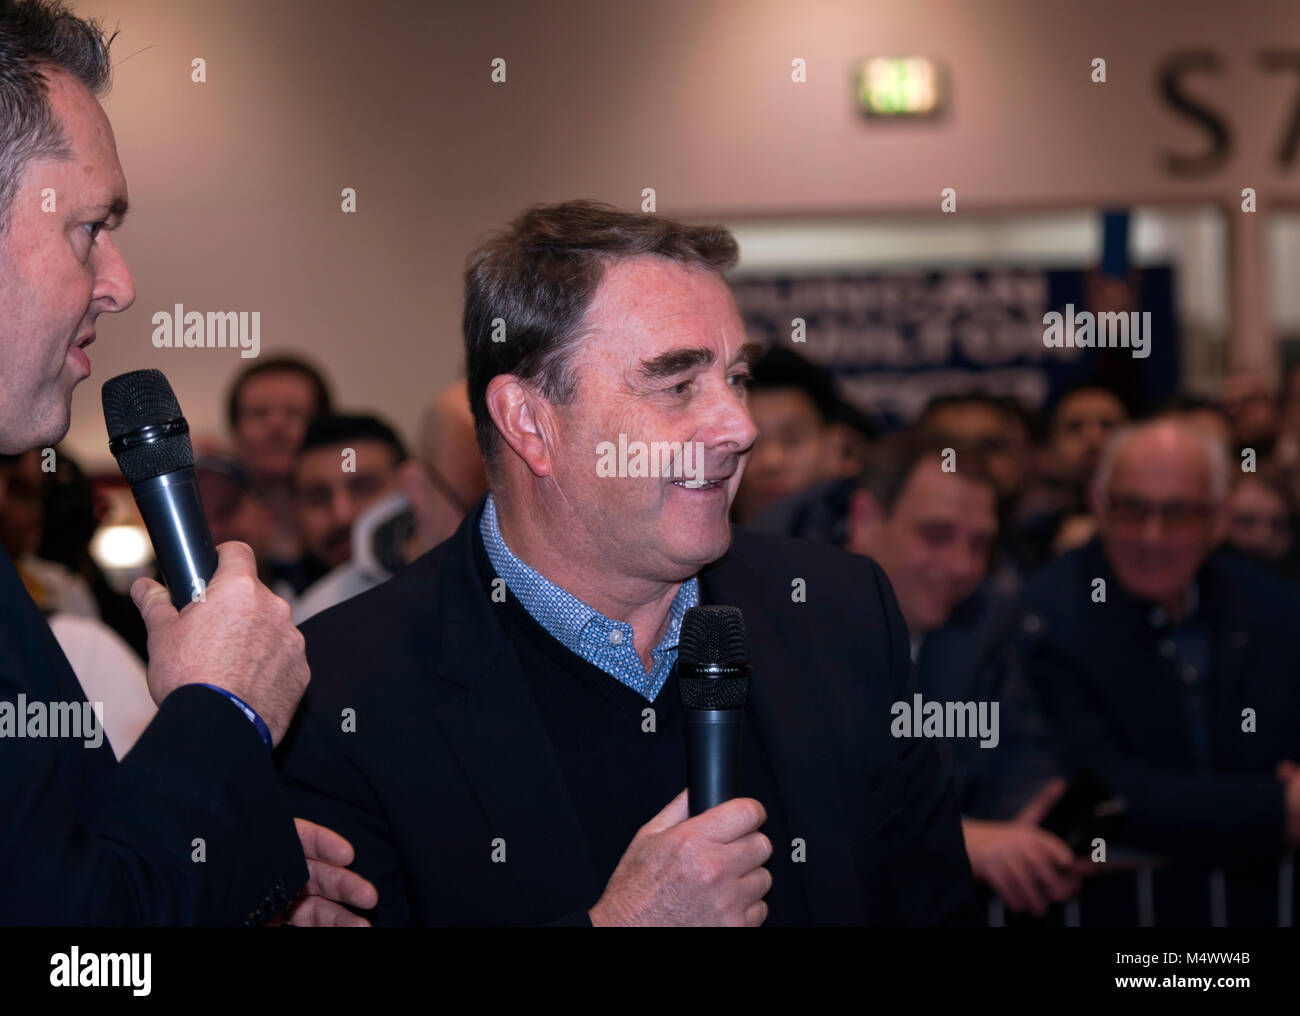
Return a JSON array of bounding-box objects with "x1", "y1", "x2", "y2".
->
[{"x1": 1003, "y1": 415, "x2": 1300, "y2": 926}]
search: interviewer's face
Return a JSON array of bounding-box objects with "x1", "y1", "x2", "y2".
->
[
  {"x1": 547, "y1": 257, "x2": 758, "y2": 581},
  {"x1": 0, "y1": 71, "x2": 134, "y2": 454}
]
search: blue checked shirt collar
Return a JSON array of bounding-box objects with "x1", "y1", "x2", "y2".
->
[{"x1": 480, "y1": 493, "x2": 698, "y2": 701}]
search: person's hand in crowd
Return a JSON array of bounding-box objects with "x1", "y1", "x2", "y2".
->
[
  {"x1": 131, "y1": 541, "x2": 309, "y2": 746},
  {"x1": 268, "y1": 819, "x2": 379, "y2": 927},
  {"x1": 588, "y1": 789, "x2": 772, "y2": 927},
  {"x1": 962, "y1": 778, "x2": 1082, "y2": 915}
]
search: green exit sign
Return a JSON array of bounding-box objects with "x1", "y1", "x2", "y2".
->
[{"x1": 855, "y1": 57, "x2": 946, "y2": 117}]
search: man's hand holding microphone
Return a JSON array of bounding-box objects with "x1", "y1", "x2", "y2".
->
[{"x1": 106, "y1": 369, "x2": 375, "y2": 926}]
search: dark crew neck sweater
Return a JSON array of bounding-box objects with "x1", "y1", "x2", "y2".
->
[{"x1": 472, "y1": 524, "x2": 810, "y2": 925}]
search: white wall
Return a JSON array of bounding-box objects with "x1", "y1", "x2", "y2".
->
[{"x1": 60, "y1": 0, "x2": 1300, "y2": 469}]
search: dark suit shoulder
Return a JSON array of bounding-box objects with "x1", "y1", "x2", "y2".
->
[
  {"x1": 724, "y1": 526, "x2": 882, "y2": 591},
  {"x1": 1017, "y1": 540, "x2": 1089, "y2": 602},
  {"x1": 1207, "y1": 548, "x2": 1300, "y2": 616},
  {"x1": 294, "y1": 543, "x2": 455, "y2": 710},
  {"x1": 300, "y1": 540, "x2": 449, "y2": 638},
  {"x1": 721, "y1": 527, "x2": 896, "y2": 636}
]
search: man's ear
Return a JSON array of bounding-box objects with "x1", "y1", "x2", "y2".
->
[
  {"x1": 845, "y1": 488, "x2": 885, "y2": 557},
  {"x1": 484, "y1": 375, "x2": 552, "y2": 478}
]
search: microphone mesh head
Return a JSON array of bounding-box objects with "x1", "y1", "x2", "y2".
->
[
  {"x1": 677, "y1": 605, "x2": 751, "y2": 710},
  {"x1": 678, "y1": 674, "x2": 750, "y2": 709},
  {"x1": 678, "y1": 605, "x2": 749, "y2": 667},
  {"x1": 102, "y1": 369, "x2": 194, "y2": 484}
]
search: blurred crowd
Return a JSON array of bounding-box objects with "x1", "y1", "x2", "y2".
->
[
  {"x1": 3, "y1": 342, "x2": 1299, "y2": 926},
  {"x1": 0, "y1": 358, "x2": 489, "y2": 756},
  {"x1": 738, "y1": 346, "x2": 1300, "y2": 927}
]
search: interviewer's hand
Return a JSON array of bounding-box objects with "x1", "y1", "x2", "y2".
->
[
  {"x1": 269, "y1": 819, "x2": 379, "y2": 927},
  {"x1": 131, "y1": 541, "x2": 309, "y2": 746},
  {"x1": 962, "y1": 779, "x2": 1081, "y2": 916},
  {"x1": 588, "y1": 789, "x2": 772, "y2": 927}
]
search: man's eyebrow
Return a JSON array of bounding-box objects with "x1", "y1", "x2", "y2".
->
[
  {"x1": 84, "y1": 197, "x2": 129, "y2": 225},
  {"x1": 634, "y1": 346, "x2": 716, "y2": 382},
  {"x1": 731, "y1": 341, "x2": 763, "y2": 368},
  {"x1": 633, "y1": 340, "x2": 764, "y2": 384}
]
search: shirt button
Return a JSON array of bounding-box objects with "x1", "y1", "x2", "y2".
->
[
  {"x1": 1149, "y1": 607, "x2": 1168, "y2": 627},
  {"x1": 1181, "y1": 664, "x2": 1198, "y2": 685},
  {"x1": 609, "y1": 629, "x2": 624, "y2": 645},
  {"x1": 1158, "y1": 638, "x2": 1176, "y2": 659}
]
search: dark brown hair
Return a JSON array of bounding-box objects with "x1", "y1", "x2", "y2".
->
[
  {"x1": 226, "y1": 355, "x2": 333, "y2": 430},
  {"x1": 462, "y1": 199, "x2": 739, "y2": 463},
  {"x1": 0, "y1": 0, "x2": 115, "y2": 231},
  {"x1": 858, "y1": 431, "x2": 997, "y2": 516}
]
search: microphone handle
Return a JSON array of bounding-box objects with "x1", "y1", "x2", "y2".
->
[
  {"x1": 684, "y1": 707, "x2": 745, "y2": 816},
  {"x1": 131, "y1": 466, "x2": 219, "y2": 610}
]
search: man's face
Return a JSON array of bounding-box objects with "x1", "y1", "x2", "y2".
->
[
  {"x1": 1225, "y1": 478, "x2": 1292, "y2": 563},
  {"x1": 850, "y1": 459, "x2": 997, "y2": 637},
  {"x1": 294, "y1": 439, "x2": 401, "y2": 568},
  {"x1": 923, "y1": 403, "x2": 1022, "y2": 501},
  {"x1": 735, "y1": 388, "x2": 830, "y2": 519},
  {"x1": 1051, "y1": 390, "x2": 1127, "y2": 485},
  {"x1": 0, "y1": 71, "x2": 134, "y2": 454},
  {"x1": 1097, "y1": 428, "x2": 1224, "y2": 608},
  {"x1": 540, "y1": 257, "x2": 758, "y2": 582},
  {"x1": 234, "y1": 371, "x2": 319, "y2": 482}
]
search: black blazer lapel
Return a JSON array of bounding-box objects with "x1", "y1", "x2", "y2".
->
[
  {"x1": 430, "y1": 500, "x2": 599, "y2": 923},
  {"x1": 700, "y1": 532, "x2": 867, "y2": 924}
]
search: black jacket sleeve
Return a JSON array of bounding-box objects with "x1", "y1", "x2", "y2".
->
[
  {"x1": 0, "y1": 683, "x2": 307, "y2": 926},
  {"x1": 869, "y1": 559, "x2": 980, "y2": 925},
  {"x1": 277, "y1": 699, "x2": 414, "y2": 925}
]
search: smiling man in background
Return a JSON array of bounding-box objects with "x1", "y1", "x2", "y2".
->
[
  {"x1": 279, "y1": 200, "x2": 976, "y2": 926},
  {"x1": 847, "y1": 434, "x2": 1077, "y2": 918}
]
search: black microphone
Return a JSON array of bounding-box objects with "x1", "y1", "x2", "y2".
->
[
  {"x1": 102, "y1": 369, "x2": 218, "y2": 610},
  {"x1": 676, "y1": 605, "x2": 752, "y2": 816}
]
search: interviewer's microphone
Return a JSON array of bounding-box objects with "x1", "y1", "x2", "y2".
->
[
  {"x1": 676, "y1": 605, "x2": 752, "y2": 816},
  {"x1": 102, "y1": 369, "x2": 218, "y2": 610}
]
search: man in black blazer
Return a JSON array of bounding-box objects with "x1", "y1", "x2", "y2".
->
[
  {"x1": 279, "y1": 200, "x2": 977, "y2": 925},
  {"x1": 0, "y1": 0, "x2": 370, "y2": 926}
]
